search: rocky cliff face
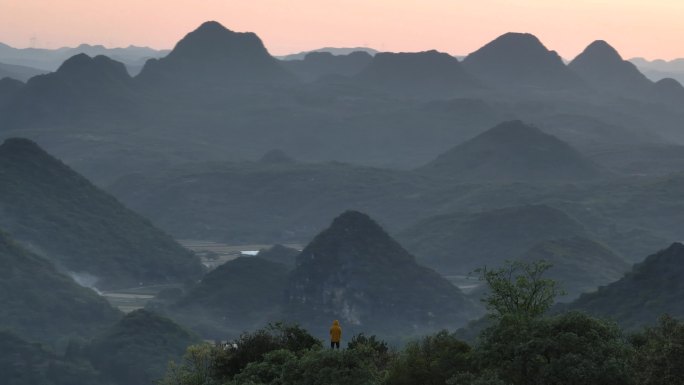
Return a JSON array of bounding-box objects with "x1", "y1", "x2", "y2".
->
[{"x1": 286, "y1": 211, "x2": 479, "y2": 338}]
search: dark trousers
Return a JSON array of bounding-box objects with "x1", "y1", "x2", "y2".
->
[{"x1": 330, "y1": 341, "x2": 340, "y2": 349}]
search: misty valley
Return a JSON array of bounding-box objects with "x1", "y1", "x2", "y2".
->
[{"x1": 2, "y1": 19, "x2": 684, "y2": 385}]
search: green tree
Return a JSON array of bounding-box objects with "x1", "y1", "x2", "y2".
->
[
  {"x1": 347, "y1": 333, "x2": 393, "y2": 371},
  {"x1": 385, "y1": 330, "x2": 471, "y2": 385},
  {"x1": 230, "y1": 347, "x2": 384, "y2": 385},
  {"x1": 630, "y1": 314, "x2": 684, "y2": 385},
  {"x1": 477, "y1": 260, "x2": 563, "y2": 319},
  {"x1": 447, "y1": 370, "x2": 509, "y2": 385},
  {"x1": 158, "y1": 343, "x2": 216, "y2": 385},
  {"x1": 476, "y1": 312, "x2": 633, "y2": 385},
  {"x1": 212, "y1": 323, "x2": 321, "y2": 382}
]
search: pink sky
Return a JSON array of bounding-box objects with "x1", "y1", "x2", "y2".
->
[{"x1": 1, "y1": 0, "x2": 683, "y2": 60}]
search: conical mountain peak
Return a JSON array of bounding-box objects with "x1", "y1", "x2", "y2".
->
[
  {"x1": 652, "y1": 77, "x2": 684, "y2": 102},
  {"x1": 468, "y1": 32, "x2": 556, "y2": 60},
  {"x1": 463, "y1": 32, "x2": 578, "y2": 88},
  {"x1": 569, "y1": 40, "x2": 651, "y2": 93},
  {"x1": 655, "y1": 77, "x2": 684, "y2": 89},
  {"x1": 488, "y1": 32, "x2": 547, "y2": 51},
  {"x1": 195, "y1": 20, "x2": 229, "y2": 33},
  {"x1": 56, "y1": 53, "x2": 130, "y2": 80},
  {"x1": 287, "y1": 211, "x2": 478, "y2": 336},
  {"x1": 170, "y1": 20, "x2": 264, "y2": 57},
  {"x1": 137, "y1": 21, "x2": 293, "y2": 84},
  {"x1": 421, "y1": 120, "x2": 601, "y2": 181},
  {"x1": 479, "y1": 119, "x2": 542, "y2": 138},
  {"x1": 0, "y1": 137, "x2": 51, "y2": 159},
  {"x1": 581, "y1": 40, "x2": 623, "y2": 62},
  {"x1": 569, "y1": 40, "x2": 627, "y2": 69},
  {"x1": 299, "y1": 210, "x2": 413, "y2": 265},
  {"x1": 327, "y1": 210, "x2": 386, "y2": 235}
]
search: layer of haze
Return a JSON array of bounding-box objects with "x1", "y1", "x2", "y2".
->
[{"x1": 1, "y1": 0, "x2": 683, "y2": 60}]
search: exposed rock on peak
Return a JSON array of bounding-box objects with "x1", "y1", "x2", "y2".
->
[{"x1": 286, "y1": 211, "x2": 478, "y2": 337}]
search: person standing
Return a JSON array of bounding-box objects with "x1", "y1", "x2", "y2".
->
[{"x1": 329, "y1": 320, "x2": 342, "y2": 349}]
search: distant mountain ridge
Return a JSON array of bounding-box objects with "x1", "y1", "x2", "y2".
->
[
  {"x1": 278, "y1": 47, "x2": 378, "y2": 61},
  {"x1": 137, "y1": 21, "x2": 294, "y2": 85},
  {"x1": 0, "y1": 61, "x2": 47, "y2": 81},
  {"x1": 420, "y1": 120, "x2": 602, "y2": 182},
  {"x1": 630, "y1": 57, "x2": 684, "y2": 84},
  {"x1": 0, "y1": 41, "x2": 167, "y2": 74},
  {"x1": 569, "y1": 40, "x2": 653, "y2": 94},
  {"x1": 1, "y1": 53, "x2": 137, "y2": 128},
  {"x1": 397, "y1": 204, "x2": 590, "y2": 275},
  {"x1": 463, "y1": 32, "x2": 580, "y2": 88},
  {"x1": 355, "y1": 50, "x2": 479, "y2": 96},
  {"x1": 281, "y1": 50, "x2": 373, "y2": 82}
]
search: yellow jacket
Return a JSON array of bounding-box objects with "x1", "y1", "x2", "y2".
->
[{"x1": 329, "y1": 320, "x2": 342, "y2": 342}]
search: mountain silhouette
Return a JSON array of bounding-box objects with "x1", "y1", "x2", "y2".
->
[
  {"x1": 420, "y1": 120, "x2": 601, "y2": 181},
  {"x1": 286, "y1": 211, "x2": 478, "y2": 338},
  {"x1": 0, "y1": 138, "x2": 204, "y2": 289},
  {"x1": 0, "y1": 61, "x2": 46, "y2": 82},
  {"x1": 257, "y1": 244, "x2": 300, "y2": 266},
  {"x1": 652, "y1": 77, "x2": 684, "y2": 103},
  {"x1": 0, "y1": 230, "x2": 120, "y2": 344},
  {"x1": 355, "y1": 50, "x2": 479, "y2": 96},
  {"x1": 279, "y1": 47, "x2": 378, "y2": 61},
  {"x1": 281, "y1": 51, "x2": 372, "y2": 82},
  {"x1": 0, "y1": 53, "x2": 135, "y2": 128},
  {"x1": 57, "y1": 53, "x2": 132, "y2": 82},
  {"x1": 565, "y1": 243, "x2": 684, "y2": 329},
  {"x1": 398, "y1": 204, "x2": 590, "y2": 275},
  {"x1": 462, "y1": 33, "x2": 580, "y2": 88},
  {"x1": 159, "y1": 257, "x2": 290, "y2": 338},
  {"x1": 0, "y1": 41, "x2": 167, "y2": 73},
  {"x1": 569, "y1": 40, "x2": 653, "y2": 94},
  {"x1": 137, "y1": 21, "x2": 293, "y2": 85}
]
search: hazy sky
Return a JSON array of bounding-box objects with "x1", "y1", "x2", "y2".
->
[{"x1": 1, "y1": 0, "x2": 683, "y2": 60}]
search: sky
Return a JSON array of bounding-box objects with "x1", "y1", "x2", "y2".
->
[{"x1": 1, "y1": 0, "x2": 683, "y2": 60}]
